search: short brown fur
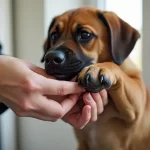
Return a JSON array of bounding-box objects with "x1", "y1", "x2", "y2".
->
[{"x1": 43, "y1": 7, "x2": 150, "y2": 150}]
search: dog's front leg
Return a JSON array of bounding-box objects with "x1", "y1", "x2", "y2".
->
[
  {"x1": 74, "y1": 129, "x2": 90, "y2": 150},
  {"x1": 77, "y1": 62, "x2": 145, "y2": 123}
]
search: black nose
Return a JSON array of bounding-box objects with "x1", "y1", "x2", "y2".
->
[{"x1": 44, "y1": 50, "x2": 65, "y2": 65}]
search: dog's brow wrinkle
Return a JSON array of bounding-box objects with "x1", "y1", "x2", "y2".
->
[
  {"x1": 65, "y1": 12, "x2": 77, "y2": 38},
  {"x1": 70, "y1": 11, "x2": 77, "y2": 17}
]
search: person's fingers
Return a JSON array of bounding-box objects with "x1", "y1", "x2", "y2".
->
[
  {"x1": 63, "y1": 105, "x2": 91, "y2": 129},
  {"x1": 91, "y1": 93, "x2": 104, "y2": 114},
  {"x1": 25, "y1": 61, "x2": 85, "y2": 95},
  {"x1": 1, "y1": 93, "x2": 63, "y2": 120},
  {"x1": 31, "y1": 96, "x2": 64, "y2": 118},
  {"x1": 76, "y1": 105, "x2": 91, "y2": 129},
  {"x1": 99, "y1": 90, "x2": 108, "y2": 106},
  {"x1": 83, "y1": 93, "x2": 97, "y2": 122},
  {"x1": 60, "y1": 94, "x2": 80, "y2": 115},
  {"x1": 28, "y1": 94, "x2": 80, "y2": 119},
  {"x1": 40, "y1": 78, "x2": 85, "y2": 95}
]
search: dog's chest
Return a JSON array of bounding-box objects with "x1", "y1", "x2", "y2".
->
[
  {"x1": 84, "y1": 122, "x2": 120, "y2": 150},
  {"x1": 83, "y1": 104, "x2": 127, "y2": 150},
  {"x1": 85, "y1": 123, "x2": 97, "y2": 150}
]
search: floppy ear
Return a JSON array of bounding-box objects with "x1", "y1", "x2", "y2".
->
[
  {"x1": 41, "y1": 18, "x2": 56, "y2": 62},
  {"x1": 98, "y1": 11, "x2": 140, "y2": 65}
]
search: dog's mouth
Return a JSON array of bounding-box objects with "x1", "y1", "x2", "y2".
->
[
  {"x1": 53, "y1": 74, "x2": 68, "y2": 80},
  {"x1": 53, "y1": 73, "x2": 78, "y2": 81},
  {"x1": 44, "y1": 47, "x2": 94, "y2": 81},
  {"x1": 45, "y1": 60, "x2": 93, "y2": 81},
  {"x1": 46, "y1": 62, "x2": 83, "y2": 81}
]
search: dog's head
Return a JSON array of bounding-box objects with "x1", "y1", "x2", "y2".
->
[{"x1": 41, "y1": 7, "x2": 140, "y2": 81}]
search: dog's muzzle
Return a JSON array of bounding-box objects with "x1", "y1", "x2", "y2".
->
[{"x1": 44, "y1": 46, "x2": 92, "y2": 81}]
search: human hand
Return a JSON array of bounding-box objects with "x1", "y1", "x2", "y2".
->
[
  {"x1": 0, "y1": 56, "x2": 85, "y2": 121},
  {"x1": 63, "y1": 89, "x2": 108, "y2": 129}
]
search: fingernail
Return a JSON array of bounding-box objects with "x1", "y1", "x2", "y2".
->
[{"x1": 86, "y1": 93, "x2": 92, "y2": 101}]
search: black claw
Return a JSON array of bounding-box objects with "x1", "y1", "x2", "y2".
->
[
  {"x1": 76, "y1": 73, "x2": 111, "y2": 92},
  {"x1": 105, "y1": 79, "x2": 112, "y2": 89},
  {"x1": 85, "y1": 74, "x2": 90, "y2": 85},
  {"x1": 99, "y1": 75, "x2": 111, "y2": 89},
  {"x1": 100, "y1": 75, "x2": 104, "y2": 84}
]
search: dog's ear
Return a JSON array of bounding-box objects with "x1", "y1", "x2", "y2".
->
[
  {"x1": 98, "y1": 11, "x2": 140, "y2": 65},
  {"x1": 41, "y1": 18, "x2": 56, "y2": 62}
]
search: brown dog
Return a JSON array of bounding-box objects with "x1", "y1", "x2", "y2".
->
[{"x1": 41, "y1": 7, "x2": 150, "y2": 150}]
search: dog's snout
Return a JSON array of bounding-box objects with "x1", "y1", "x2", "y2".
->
[
  {"x1": 45, "y1": 50, "x2": 65, "y2": 65},
  {"x1": 44, "y1": 46, "x2": 89, "y2": 80}
]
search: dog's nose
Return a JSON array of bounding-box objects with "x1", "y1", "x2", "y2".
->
[{"x1": 45, "y1": 50, "x2": 65, "y2": 65}]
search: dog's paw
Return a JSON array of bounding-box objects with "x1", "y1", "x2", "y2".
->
[{"x1": 76, "y1": 64, "x2": 115, "y2": 92}]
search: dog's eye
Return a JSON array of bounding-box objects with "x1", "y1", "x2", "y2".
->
[
  {"x1": 51, "y1": 32, "x2": 59, "y2": 42},
  {"x1": 81, "y1": 30, "x2": 92, "y2": 39},
  {"x1": 78, "y1": 30, "x2": 94, "y2": 43}
]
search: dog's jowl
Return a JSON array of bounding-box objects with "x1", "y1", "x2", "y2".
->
[{"x1": 41, "y1": 7, "x2": 150, "y2": 150}]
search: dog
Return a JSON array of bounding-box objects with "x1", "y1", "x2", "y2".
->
[{"x1": 41, "y1": 7, "x2": 150, "y2": 150}]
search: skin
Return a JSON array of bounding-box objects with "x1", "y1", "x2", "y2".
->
[{"x1": 0, "y1": 55, "x2": 108, "y2": 129}]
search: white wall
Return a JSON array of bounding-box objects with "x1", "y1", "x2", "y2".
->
[
  {"x1": 13, "y1": 0, "x2": 44, "y2": 66},
  {"x1": 143, "y1": 0, "x2": 150, "y2": 86},
  {"x1": 0, "y1": 0, "x2": 13, "y2": 55}
]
